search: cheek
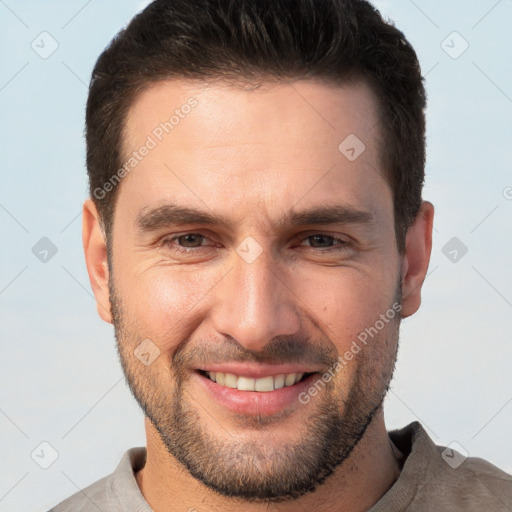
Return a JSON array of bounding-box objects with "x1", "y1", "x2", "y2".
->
[
  {"x1": 119, "y1": 265, "x2": 222, "y2": 350},
  {"x1": 291, "y1": 266, "x2": 396, "y2": 350}
]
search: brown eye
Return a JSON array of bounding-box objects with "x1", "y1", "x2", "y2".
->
[
  {"x1": 306, "y1": 234, "x2": 336, "y2": 248},
  {"x1": 297, "y1": 234, "x2": 351, "y2": 254},
  {"x1": 176, "y1": 234, "x2": 206, "y2": 247}
]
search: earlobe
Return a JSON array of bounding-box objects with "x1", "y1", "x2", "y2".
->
[
  {"x1": 400, "y1": 201, "x2": 434, "y2": 318},
  {"x1": 82, "y1": 199, "x2": 112, "y2": 323}
]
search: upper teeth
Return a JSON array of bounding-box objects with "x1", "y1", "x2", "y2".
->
[{"x1": 206, "y1": 372, "x2": 304, "y2": 392}]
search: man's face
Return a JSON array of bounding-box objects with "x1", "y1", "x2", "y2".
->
[{"x1": 108, "y1": 79, "x2": 403, "y2": 500}]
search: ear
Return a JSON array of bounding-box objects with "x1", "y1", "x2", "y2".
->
[
  {"x1": 82, "y1": 199, "x2": 112, "y2": 323},
  {"x1": 400, "y1": 201, "x2": 434, "y2": 318}
]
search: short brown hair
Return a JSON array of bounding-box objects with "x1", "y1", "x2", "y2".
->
[{"x1": 86, "y1": 0, "x2": 426, "y2": 253}]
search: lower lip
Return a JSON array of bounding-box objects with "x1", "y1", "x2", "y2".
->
[{"x1": 193, "y1": 371, "x2": 318, "y2": 416}]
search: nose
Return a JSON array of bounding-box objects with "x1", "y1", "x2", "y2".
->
[{"x1": 210, "y1": 245, "x2": 301, "y2": 352}]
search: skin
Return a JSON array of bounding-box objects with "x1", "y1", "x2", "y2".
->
[{"x1": 83, "y1": 78, "x2": 433, "y2": 511}]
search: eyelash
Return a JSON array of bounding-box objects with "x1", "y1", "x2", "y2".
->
[{"x1": 160, "y1": 232, "x2": 351, "y2": 253}]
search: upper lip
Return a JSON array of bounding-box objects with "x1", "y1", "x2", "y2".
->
[{"x1": 197, "y1": 363, "x2": 318, "y2": 378}]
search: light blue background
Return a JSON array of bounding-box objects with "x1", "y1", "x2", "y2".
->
[{"x1": 0, "y1": 1, "x2": 511, "y2": 510}]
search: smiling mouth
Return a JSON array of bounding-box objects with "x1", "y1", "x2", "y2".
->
[{"x1": 198, "y1": 370, "x2": 313, "y2": 392}]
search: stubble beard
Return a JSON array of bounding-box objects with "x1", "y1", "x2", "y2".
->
[{"x1": 110, "y1": 276, "x2": 401, "y2": 502}]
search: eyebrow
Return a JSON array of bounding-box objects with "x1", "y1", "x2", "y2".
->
[{"x1": 135, "y1": 203, "x2": 375, "y2": 232}]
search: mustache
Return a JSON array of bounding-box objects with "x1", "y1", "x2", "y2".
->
[{"x1": 173, "y1": 335, "x2": 338, "y2": 370}]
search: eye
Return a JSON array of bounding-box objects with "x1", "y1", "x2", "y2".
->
[
  {"x1": 175, "y1": 233, "x2": 207, "y2": 248},
  {"x1": 160, "y1": 232, "x2": 215, "y2": 253},
  {"x1": 300, "y1": 234, "x2": 349, "y2": 249}
]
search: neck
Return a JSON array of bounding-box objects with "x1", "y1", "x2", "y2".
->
[{"x1": 135, "y1": 409, "x2": 403, "y2": 512}]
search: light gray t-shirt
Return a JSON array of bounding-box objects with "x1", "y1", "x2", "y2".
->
[{"x1": 49, "y1": 421, "x2": 512, "y2": 511}]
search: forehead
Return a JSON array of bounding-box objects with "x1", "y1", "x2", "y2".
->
[
  {"x1": 123, "y1": 78, "x2": 381, "y2": 154},
  {"x1": 118, "y1": 78, "x2": 390, "y2": 228}
]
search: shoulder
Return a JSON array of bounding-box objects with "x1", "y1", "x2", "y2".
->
[
  {"x1": 48, "y1": 474, "x2": 111, "y2": 511},
  {"x1": 386, "y1": 422, "x2": 512, "y2": 511},
  {"x1": 47, "y1": 447, "x2": 148, "y2": 512},
  {"x1": 428, "y1": 448, "x2": 512, "y2": 510}
]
